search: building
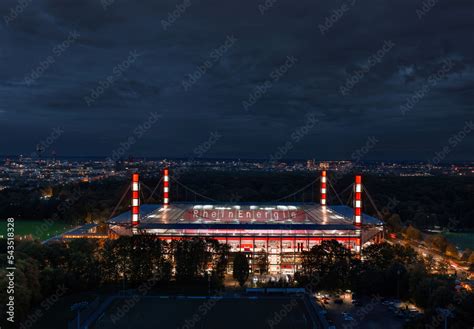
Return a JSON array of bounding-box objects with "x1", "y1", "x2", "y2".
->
[{"x1": 97, "y1": 169, "x2": 384, "y2": 275}]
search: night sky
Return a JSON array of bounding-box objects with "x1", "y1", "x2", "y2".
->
[{"x1": 0, "y1": 0, "x2": 473, "y2": 161}]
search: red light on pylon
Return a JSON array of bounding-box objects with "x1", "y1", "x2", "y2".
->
[
  {"x1": 163, "y1": 168, "x2": 170, "y2": 206},
  {"x1": 131, "y1": 173, "x2": 140, "y2": 226},
  {"x1": 321, "y1": 170, "x2": 327, "y2": 206},
  {"x1": 354, "y1": 175, "x2": 362, "y2": 227}
]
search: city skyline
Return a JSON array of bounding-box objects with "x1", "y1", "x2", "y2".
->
[{"x1": 2, "y1": 154, "x2": 474, "y2": 163}]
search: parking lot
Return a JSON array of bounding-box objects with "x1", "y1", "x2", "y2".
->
[{"x1": 316, "y1": 293, "x2": 413, "y2": 329}]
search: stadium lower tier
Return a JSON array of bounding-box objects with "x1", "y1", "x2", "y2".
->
[
  {"x1": 108, "y1": 226, "x2": 384, "y2": 274},
  {"x1": 61, "y1": 202, "x2": 384, "y2": 274}
]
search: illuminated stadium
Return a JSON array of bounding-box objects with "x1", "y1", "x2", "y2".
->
[
  {"x1": 62, "y1": 169, "x2": 383, "y2": 274},
  {"x1": 70, "y1": 169, "x2": 384, "y2": 275}
]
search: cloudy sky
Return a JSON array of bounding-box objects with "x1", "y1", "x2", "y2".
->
[{"x1": 0, "y1": 0, "x2": 473, "y2": 161}]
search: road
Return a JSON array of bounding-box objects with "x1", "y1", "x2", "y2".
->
[{"x1": 387, "y1": 239, "x2": 471, "y2": 278}]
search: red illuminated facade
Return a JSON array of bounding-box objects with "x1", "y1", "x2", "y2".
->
[{"x1": 107, "y1": 170, "x2": 384, "y2": 274}]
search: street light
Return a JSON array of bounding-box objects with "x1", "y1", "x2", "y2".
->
[
  {"x1": 207, "y1": 269, "x2": 212, "y2": 296},
  {"x1": 396, "y1": 269, "x2": 401, "y2": 299},
  {"x1": 71, "y1": 301, "x2": 89, "y2": 329},
  {"x1": 436, "y1": 308, "x2": 454, "y2": 329}
]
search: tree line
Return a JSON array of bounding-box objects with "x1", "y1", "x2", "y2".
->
[
  {"x1": 296, "y1": 240, "x2": 473, "y2": 329},
  {"x1": 0, "y1": 236, "x2": 229, "y2": 326},
  {"x1": 0, "y1": 237, "x2": 472, "y2": 328}
]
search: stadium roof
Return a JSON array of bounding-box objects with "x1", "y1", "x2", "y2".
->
[{"x1": 108, "y1": 203, "x2": 382, "y2": 231}]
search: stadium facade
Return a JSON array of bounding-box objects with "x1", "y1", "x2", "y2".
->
[{"x1": 67, "y1": 169, "x2": 384, "y2": 275}]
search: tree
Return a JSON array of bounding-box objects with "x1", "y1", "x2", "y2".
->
[
  {"x1": 100, "y1": 238, "x2": 123, "y2": 283},
  {"x1": 431, "y1": 285, "x2": 454, "y2": 308},
  {"x1": 386, "y1": 262, "x2": 409, "y2": 299},
  {"x1": 386, "y1": 214, "x2": 403, "y2": 232},
  {"x1": 128, "y1": 235, "x2": 160, "y2": 283},
  {"x1": 436, "y1": 261, "x2": 448, "y2": 275},
  {"x1": 426, "y1": 234, "x2": 448, "y2": 253},
  {"x1": 406, "y1": 225, "x2": 422, "y2": 241},
  {"x1": 112, "y1": 236, "x2": 133, "y2": 285},
  {"x1": 393, "y1": 244, "x2": 419, "y2": 266},
  {"x1": 412, "y1": 278, "x2": 433, "y2": 309},
  {"x1": 450, "y1": 292, "x2": 474, "y2": 328},
  {"x1": 460, "y1": 249, "x2": 472, "y2": 262},
  {"x1": 161, "y1": 260, "x2": 172, "y2": 282},
  {"x1": 233, "y1": 253, "x2": 249, "y2": 287},
  {"x1": 363, "y1": 243, "x2": 395, "y2": 270},
  {"x1": 256, "y1": 249, "x2": 269, "y2": 275},
  {"x1": 424, "y1": 255, "x2": 436, "y2": 273},
  {"x1": 207, "y1": 239, "x2": 230, "y2": 285},
  {"x1": 301, "y1": 240, "x2": 353, "y2": 291},
  {"x1": 413, "y1": 211, "x2": 429, "y2": 228},
  {"x1": 173, "y1": 239, "x2": 210, "y2": 282},
  {"x1": 445, "y1": 243, "x2": 459, "y2": 259},
  {"x1": 467, "y1": 252, "x2": 474, "y2": 265},
  {"x1": 349, "y1": 258, "x2": 383, "y2": 295},
  {"x1": 67, "y1": 239, "x2": 101, "y2": 289},
  {"x1": 408, "y1": 263, "x2": 427, "y2": 298},
  {"x1": 99, "y1": 236, "x2": 171, "y2": 287}
]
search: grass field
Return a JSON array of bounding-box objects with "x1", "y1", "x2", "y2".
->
[
  {"x1": 92, "y1": 296, "x2": 313, "y2": 329},
  {"x1": 442, "y1": 232, "x2": 474, "y2": 250},
  {"x1": 0, "y1": 219, "x2": 73, "y2": 241}
]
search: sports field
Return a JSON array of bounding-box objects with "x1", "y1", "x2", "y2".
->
[
  {"x1": 92, "y1": 295, "x2": 314, "y2": 329},
  {"x1": 0, "y1": 219, "x2": 73, "y2": 241},
  {"x1": 442, "y1": 232, "x2": 474, "y2": 250}
]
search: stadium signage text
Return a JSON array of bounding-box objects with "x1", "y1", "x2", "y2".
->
[{"x1": 187, "y1": 209, "x2": 306, "y2": 221}]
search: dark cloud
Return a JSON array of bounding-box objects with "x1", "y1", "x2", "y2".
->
[{"x1": 0, "y1": 0, "x2": 473, "y2": 160}]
